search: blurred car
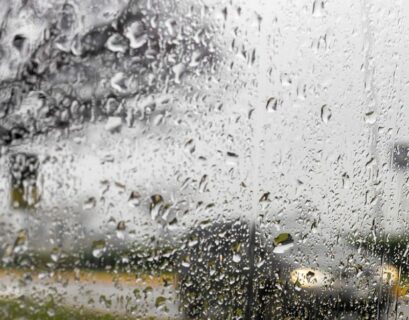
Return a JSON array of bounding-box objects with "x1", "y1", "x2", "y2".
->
[{"x1": 177, "y1": 219, "x2": 398, "y2": 319}]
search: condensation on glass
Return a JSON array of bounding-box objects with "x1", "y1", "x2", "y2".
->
[{"x1": 0, "y1": 0, "x2": 408, "y2": 319}]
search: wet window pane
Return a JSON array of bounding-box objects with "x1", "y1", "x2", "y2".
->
[
  {"x1": 10, "y1": 153, "x2": 40, "y2": 209},
  {"x1": 0, "y1": 0, "x2": 409, "y2": 319}
]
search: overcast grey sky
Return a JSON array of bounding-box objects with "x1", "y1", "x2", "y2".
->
[{"x1": 1, "y1": 0, "x2": 409, "y2": 250}]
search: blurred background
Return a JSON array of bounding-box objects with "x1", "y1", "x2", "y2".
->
[{"x1": 1, "y1": 0, "x2": 409, "y2": 319}]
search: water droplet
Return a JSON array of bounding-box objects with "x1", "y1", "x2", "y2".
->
[
  {"x1": 110, "y1": 72, "x2": 128, "y2": 93},
  {"x1": 103, "y1": 97, "x2": 119, "y2": 115},
  {"x1": 273, "y1": 242, "x2": 294, "y2": 254},
  {"x1": 151, "y1": 194, "x2": 164, "y2": 207},
  {"x1": 365, "y1": 111, "x2": 376, "y2": 124},
  {"x1": 105, "y1": 33, "x2": 128, "y2": 53},
  {"x1": 47, "y1": 309, "x2": 56, "y2": 317},
  {"x1": 199, "y1": 174, "x2": 208, "y2": 192},
  {"x1": 280, "y1": 73, "x2": 292, "y2": 86},
  {"x1": 83, "y1": 197, "x2": 96, "y2": 210},
  {"x1": 60, "y1": 3, "x2": 77, "y2": 32},
  {"x1": 312, "y1": 0, "x2": 325, "y2": 17},
  {"x1": 173, "y1": 63, "x2": 187, "y2": 84},
  {"x1": 128, "y1": 191, "x2": 141, "y2": 207},
  {"x1": 311, "y1": 220, "x2": 318, "y2": 234},
  {"x1": 116, "y1": 230, "x2": 125, "y2": 240},
  {"x1": 233, "y1": 254, "x2": 241, "y2": 263},
  {"x1": 38, "y1": 272, "x2": 49, "y2": 280},
  {"x1": 273, "y1": 233, "x2": 294, "y2": 254},
  {"x1": 165, "y1": 19, "x2": 177, "y2": 37},
  {"x1": 149, "y1": 112, "x2": 162, "y2": 125},
  {"x1": 342, "y1": 173, "x2": 350, "y2": 189},
  {"x1": 266, "y1": 97, "x2": 279, "y2": 112},
  {"x1": 190, "y1": 49, "x2": 205, "y2": 67},
  {"x1": 188, "y1": 239, "x2": 199, "y2": 247},
  {"x1": 150, "y1": 194, "x2": 165, "y2": 220},
  {"x1": 124, "y1": 21, "x2": 147, "y2": 49},
  {"x1": 184, "y1": 139, "x2": 196, "y2": 154},
  {"x1": 13, "y1": 229, "x2": 28, "y2": 254},
  {"x1": 155, "y1": 296, "x2": 167, "y2": 308},
  {"x1": 181, "y1": 256, "x2": 190, "y2": 268},
  {"x1": 3, "y1": 244, "x2": 13, "y2": 259},
  {"x1": 321, "y1": 105, "x2": 331, "y2": 124},
  {"x1": 92, "y1": 240, "x2": 106, "y2": 258},
  {"x1": 259, "y1": 192, "x2": 270, "y2": 202},
  {"x1": 99, "y1": 295, "x2": 112, "y2": 308},
  {"x1": 274, "y1": 233, "x2": 292, "y2": 245},
  {"x1": 227, "y1": 151, "x2": 238, "y2": 158},
  {"x1": 117, "y1": 221, "x2": 126, "y2": 231},
  {"x1": 50, "y1": 248, "x2": 61, "y2": 262},
  {"x1": 105, "y1": 117, "x2": 122, "y2": 133},
  {"x1": 221, "y1": 7, "x2": 228, "y2": 21}
]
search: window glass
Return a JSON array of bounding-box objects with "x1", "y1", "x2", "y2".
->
[
  {"x1": 10, "y1": 153, "x2": 40, "y2": 209},
  {"x1": 0, "y1": 0, "x2": 409, "y2": 319}
]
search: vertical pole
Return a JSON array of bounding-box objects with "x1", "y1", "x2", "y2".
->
[{"x1": 245, "y1": 220, "x2": 256, "y2": 319}]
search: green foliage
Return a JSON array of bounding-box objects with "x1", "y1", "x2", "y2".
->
[
  {"x1": 350, "y1": 233, "x2": 409, "y2": 272},
  {"x1": 1, "y1": 243, "x2": 180, "y2": 275},
  {"x1": 0, "y1": 297, "x2": 136, "y2": 320}
]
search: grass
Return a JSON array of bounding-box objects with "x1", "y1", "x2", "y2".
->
[
  {"x1": 0, "y1": 297, "x2": 157, "y2": 320},
  {"x1": 0, "y1": 244, "x2": 179, "y2": 319},
  {"x1": 0, "y1": 244, "x2": 180, "y2": 319}
]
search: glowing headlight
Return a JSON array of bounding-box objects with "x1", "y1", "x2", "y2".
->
[
  {"x1": 379, "y1": 264, "x2": 399, "y2": 285},
  {"x1": 290, "y1": 268, "x2": 330, "y2": 289}
]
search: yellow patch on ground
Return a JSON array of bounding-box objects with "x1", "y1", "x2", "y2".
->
[
  {"x1": 0, "y1": 268, "x2": 175, "y2": 288},
  {"x1": 394, "y1": 284, "x2": 409, "y2": 298}
]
